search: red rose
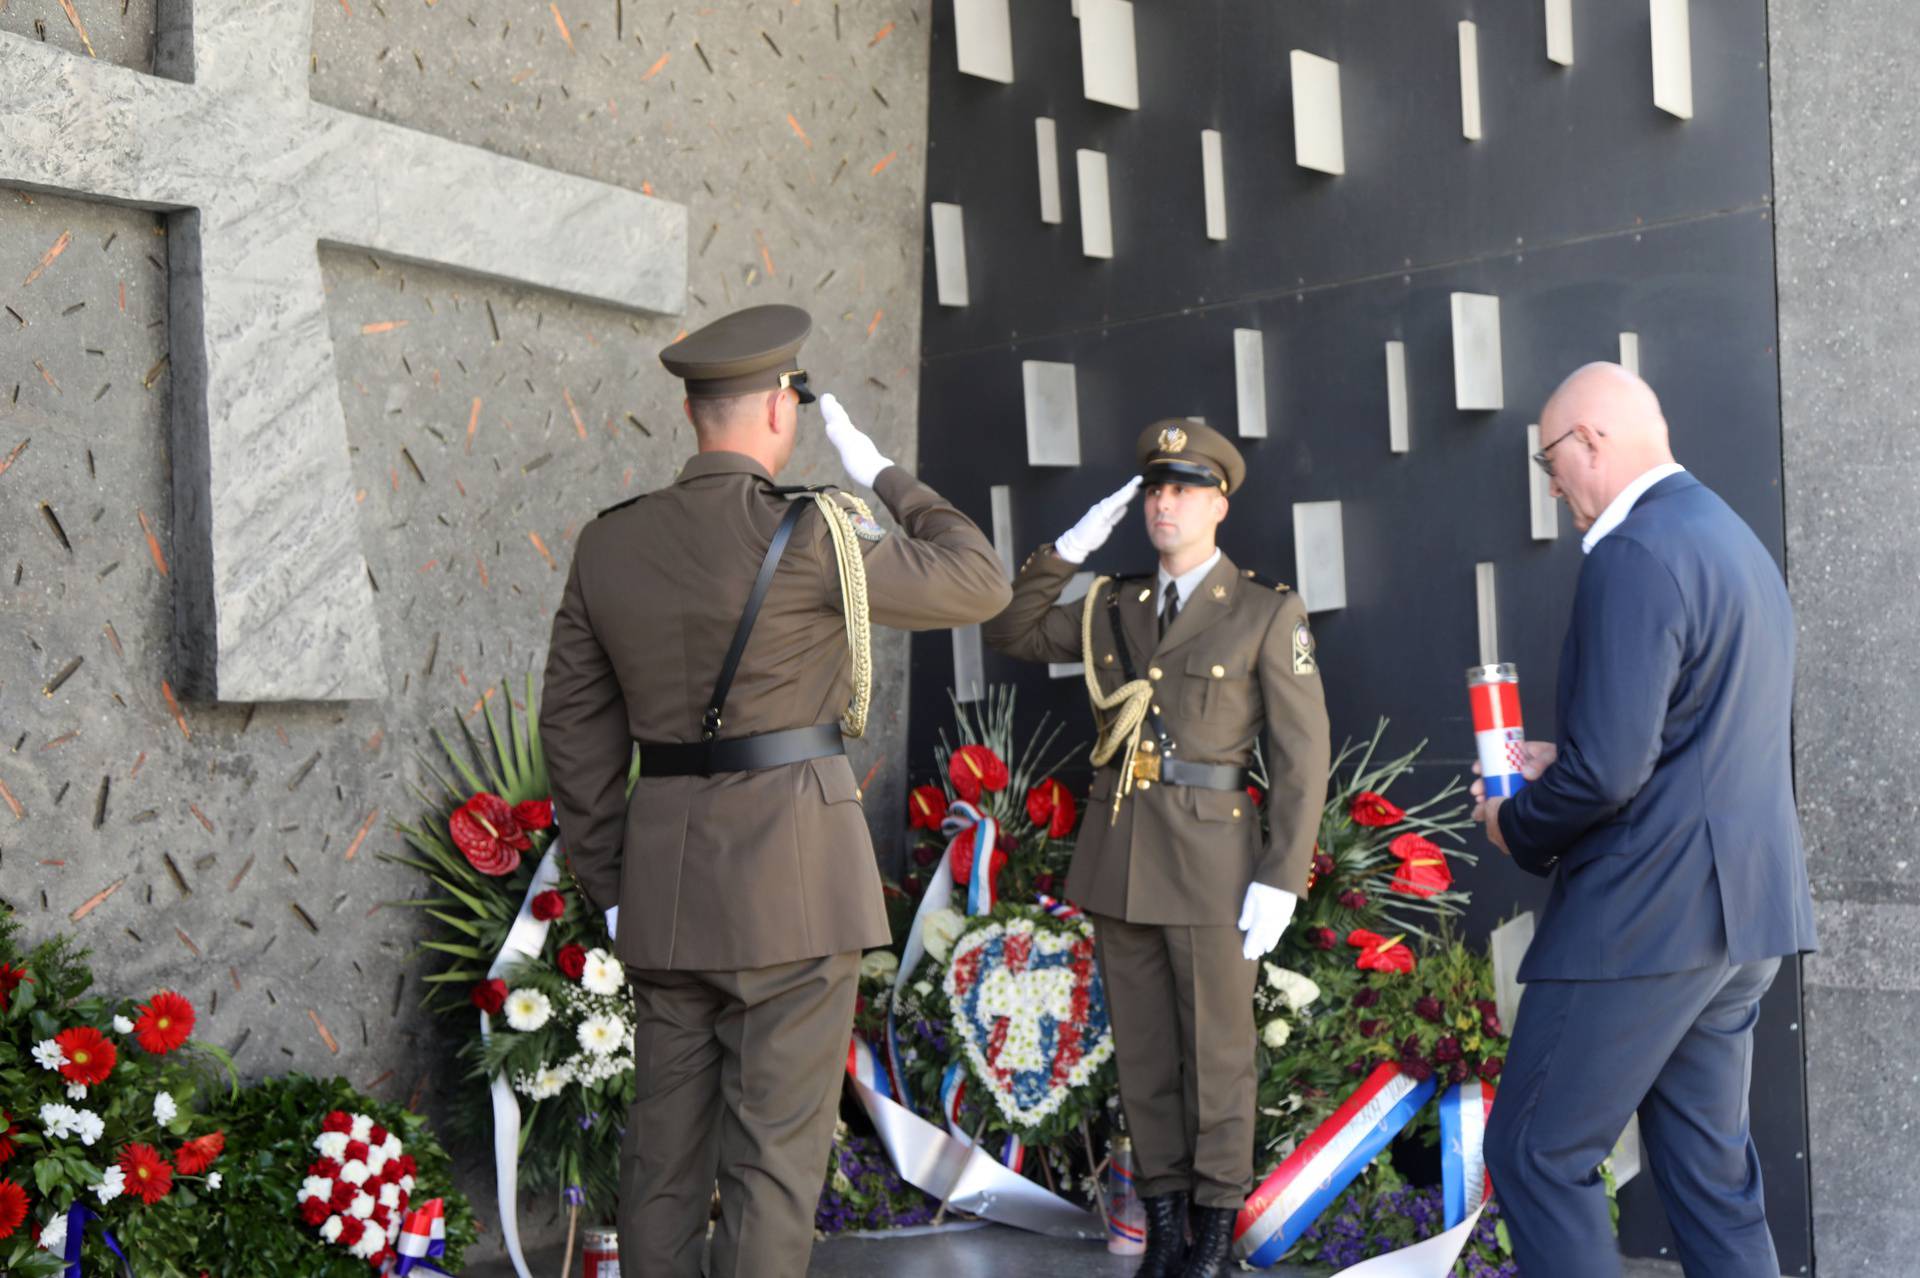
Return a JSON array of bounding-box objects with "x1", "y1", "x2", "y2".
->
[
  {"x1": 299, "y1": 1196, "x2": 332, "y2": 1227},
  {"x1": 1338, "y1": 889, "x2": 1369, "y2": 910},
  {"x1": 322, "y1": 1111, "x2": 354, "y2": 1134},
  {"x1": 556, "y1": 944, "x2": 587, "y2": 980},
  {"x1": 1024, "y1": 778, "x2": 1078, "y2": 839},
  {"x1": 448, "y1": 792, "x2": 528, "y2": 876},
  {"x1": 118, "y1": 1143, "x2": 173, "y2": 1204},
  {"x1": 1402, "y1": 1058, "x2": 1435, "y2": 1082},
  {"x1": 912, "y1": 845, "x2": 940, "y2": 868},
  {"x1": 1035, "y1": 872, "x2": 1056, "y2": 895},
  {"x1": 470, "y1": 979, "x2": 509, "y2": 1014},
  {"x1": 1414, "y1": 996, "x2": 1444, "y2": 1023},
  {"x1": 1348, "y1": 929, "x2": 1416, "y2": 974},
  {"x1": 1478, "y1": 1057, "x2": 1504, "y2": 1082},
  {"x1": 1434, "y1": 1035, "x2": 1463, "y2": 1063},
  {"x1": 176, "y1": 1132, "x2": 225, "y2": 1175},
  {"x1": 133, "y1": 990, "x2": 196, "y2": 1054},
  {"x1": 947, "y1": 745, "x2": 1009, "y2": 804},
  {"x1": 1448, "y1": 1059, "x2": 1472, "y2": 1084},
  {"x1": 1310, "y1": 927, "x2": 1339, "y2": 951},
  {"x1": 1350, "y1": 791, "x2": 1406, "y2": 828},
  {"x1": 907, "y1": 785, "x2": 949, "y2": 831},
  {"x1": 54, "y1": 1027, "x2": 117, "y2": 1086},
  {"x1": 1388, "y1": 833, "x2": 1453, "y2": 897},
  {"x1": 530, "y1": 890, "x2": 566, "y2": 922},
  {"x1": 513, "y1": 799, "x2": 554, "y2": 831},
  {"x1": 1358, "y1": 1019, "x2": 1384, "y2": 1039}
]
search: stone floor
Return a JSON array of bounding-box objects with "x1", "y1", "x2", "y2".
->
[{"x1": 466, "y1": 1223, "x2": 1702, "y2": 1276}]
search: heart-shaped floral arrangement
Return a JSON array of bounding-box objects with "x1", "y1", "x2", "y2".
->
[{"x1": 943, "y1": 913, "x2": 1113, "y2": 1128}]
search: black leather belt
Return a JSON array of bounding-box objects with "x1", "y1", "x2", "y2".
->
[
  {"x1": 1111, "y1": 756, "x2": 1249, "y2": 791},
  {"x1": 639, "y1": 723, "x2": 845, "y2": 778}
]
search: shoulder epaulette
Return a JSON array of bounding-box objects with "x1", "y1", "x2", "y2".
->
[
  {"x1": 595, "y1": 494, "x2": 647, "y2": 519},
  {"x1": 1240, "y1": 567, "x2": 1292, "y2": 593}
]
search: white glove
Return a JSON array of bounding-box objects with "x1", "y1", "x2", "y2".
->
[
  {"x1": 819, "y1": 393, "x2": 894, "y2": 488},
  {"x1": 603, "y1": 906, "x2": 620, "y2": 942},
  {"x1": 1238, "y1": 883, "x2": 1297, "y2": 960},
  {"x1": 1054, "y1": 476, "x2": 1142, "y2": 564}
]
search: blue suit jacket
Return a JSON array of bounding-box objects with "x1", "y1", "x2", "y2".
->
[{"x1": 1498, "y1": 473, "x2": 1818, "y2": 981}]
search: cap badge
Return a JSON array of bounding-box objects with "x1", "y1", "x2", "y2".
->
[{"x1": 1158, "y1": 426, "x2": 1189, "y2": 454}]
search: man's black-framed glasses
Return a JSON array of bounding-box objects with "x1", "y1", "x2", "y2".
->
[{"x1": 1532, "y1": 428, "x2": 1576, "y2": 477}]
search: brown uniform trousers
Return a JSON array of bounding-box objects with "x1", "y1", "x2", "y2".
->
[
  {"x1": 542, "y1": 452, "x2": 1009, "y2": 1277},
  {"x1": 983, "y1": 546, "x2": 1329, "y2": 1207}
]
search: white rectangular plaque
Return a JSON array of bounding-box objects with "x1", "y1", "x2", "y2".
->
[
  {"x1": 1080, "y1": 0, "x2": 1140, "y2": 110},
  {"x1": 1290, "y1": 51, "x2": 1346, "y2": 175},
  {"x1": 1476, "y1": 561, "x2": 1500, "y2": 666},
  {"x1": 1022, "y1": 361, "x2": 1082, "y2": 467},
  {"x1": 1049, "y1": 572, "x2": 1097, "y2": 679},
  {"x1": 1451, "y1": 292, "x2": 1504, "y2": 411},
  {"x1": 1651, "y1": 0, "x2": 1693, "y2": 119},
  {"x1": 1546, "y1": 0, "x2": 1574, "y2": 66},
  {"x1": 1459, "y1": 22, "x2": 1483, "y2": 141},
  {"x1": 1489, "y1": 912, "x2": 1537, "y2": 1034},
  {"x1": 1233, "y1": 329, "x2": 1267, "y2": 439},
  {"x1": 1527, "y1": 425, "x2": 1561, "y2": 541},
  {"x1": 953, "y1": 0, "x2": 1014, "y2": 84},
  {"x1": 1619, "y1": 331, "x2": 1641, "y2": 374},
  {"x1": 930, "y1": 203, "x2": 969, "y2": 308},
  {"x1": 1035, "y1": 118, "x2": 1063, "y2": 224},
  {"x1": 1201, "y1": 129, "x2": 1228, "y2": 241},
  {"x1": 952, "y1": 625, "x2": 986, "y2": 703},
  {"x1": 1293, "y1": 501, "x2": 1347, "y2": 613},
  {"x1": 1386, "y1": 340, "x2": 1410, "y2": 454},
  {"x1": 989, "y1": 484, "x2": 1015, "y2": 579},
  {"x1": 1077, "y1": 149, "x2": 1114, "y2": 259}
]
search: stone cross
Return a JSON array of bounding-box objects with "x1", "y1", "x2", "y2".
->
[{"x1": 0, "y1": 0, "x2": 687, "y2": 701}]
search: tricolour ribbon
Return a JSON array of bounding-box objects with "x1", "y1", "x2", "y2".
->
[
  {"x1": 480, "y1": 840, "x2": 567, "y2": 1278},
  {"x1": 62, "y1": 1202, "x2": 130, "y2": 1278},
  {"x1": 387, "y1": 1197, "x2": 451, "y2": 1276},
  {"x1": 1439, "y1": 1080, "x2": 1495, "y2": 1228},
  {"x1": 847, "y1": 1035, "x2": 893, "y2": 1102}
]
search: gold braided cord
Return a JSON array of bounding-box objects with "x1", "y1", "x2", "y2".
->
[
  {"x1": 812, "y1": 492, "x2": 873, "y2": 739},
  {"x1": 1079, "y1": 576, "x2": 1155, "y2": 823}
]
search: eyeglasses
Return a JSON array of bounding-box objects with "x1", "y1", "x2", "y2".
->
[{"x1": 1531, "y1": 428, "x2": 1576, "y2": 478}]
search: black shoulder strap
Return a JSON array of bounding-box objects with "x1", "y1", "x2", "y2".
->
[
  {"x1": 1105, "y1": 581, "x2": 1177, "y2": 759},
  {"x1": 704, "y1": 496, "x2": 812, "y2": 740}
]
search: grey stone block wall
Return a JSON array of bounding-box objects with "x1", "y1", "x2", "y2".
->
[
  {"x1": 1, "y1": 0, "x2": 933, "y2": 1252},
  {"x1": 1771, "y1": 0, "x2": 1920, "y2": 1271}
]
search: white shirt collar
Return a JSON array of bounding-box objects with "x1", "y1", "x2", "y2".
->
[
  {"x1": 1581, "y1": 463, "x2": 1686, "y2": 554},
  {"x1": 1157, "y1": 548, "x2": 1222, "y2": 609}
]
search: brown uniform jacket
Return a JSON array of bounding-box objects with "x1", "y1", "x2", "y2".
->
[
  {"x1": 982, "y1": 546, "x2": 1330, "y2": 923},
  {"x1": 541, "y1": 453, "x2": 1011, "y2": 971}
]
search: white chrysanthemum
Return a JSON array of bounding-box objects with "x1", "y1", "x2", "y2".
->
[
  {"x1": 300, "y1": 1175, "x2": 333, "y2": 1202},
  {"x1": 314, "y1": 1131, "x2": 350, "y2": 1162},
  {"x1": 112, "y1": 1015, "x2": 135, "y2": 1035},
  {"x1": 153, "y1": 1092, "x2": 178, "y2": 1125},
  {"x1": 66, "y1": 1083, "x2": 88, "y2": 1101},
  {"x1": 319, "y1": 1215, "x2": 344, "y2": 1243},
  {"x1": 921, "y1": 908, "x2": 966, "y2": 963},
  {"x1": 339, "y1": 1159, "x2": 370, "y2": 1187},
  {"x1": 207, "y1": 1171, "x2": 222, "y2": 1191},
  {"x1": 349, "y1": 1115, "x2": 374, "y2": 1144},
  {"x1": 93, "y1": 1166, "x2": 125, "y2": 1204},
  {"x1": 75, "y1": 1110, "x2": 105, "y2": 1146},
  {"x1": 504, "y1": 988, "x2": 553, "y2": 1032},
  {"x1": 38, "y1": 1210, "x2": 69, "y2": 1253},
  {"x1": 858, "y1": 950, "x2": 899, "y2": 985},
  {"x1": 580, "y1": 950, "x2": 624, "y2": 997},
  {"x1": 32, "y1": 1039, "x2": 66, "y2": 1072},
  {"x1": 577, "y1": 1014, "x2": 624, "y2": 1057},
  {"x1": 1261, "y1": 1018, "x2": 1292, "y2": 1050},
  {"x1": 39, "y1": 1103, "x2": 79, "y2": 1140},
  {"x1": 347, "y1": 1191, "x2": 376, "y2": 1220},
  {"x1": 1263, "y1": 965, "x2": 1321, "y2": 1013},
  {"x1": 379, "y1": 1182, "x2": 401, "y2": 1209}
]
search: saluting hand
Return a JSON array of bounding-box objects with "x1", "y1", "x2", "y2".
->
[
  {"x1": 1054, "y1": 476, "x2": 1143, "y2": 565},
  {"x1": 1470, "y1": 741, "x2": 1557, "y2": 855},
  {"x1": 819, "y1": 393, "x2": 895, "y2": 488}
]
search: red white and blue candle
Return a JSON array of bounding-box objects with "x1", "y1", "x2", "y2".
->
[{"x1": 1468, "y1": 663, "x2": 1528, "y2": 799}]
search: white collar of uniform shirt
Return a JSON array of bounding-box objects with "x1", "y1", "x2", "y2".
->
[
  {"x1": 1582, "y1": 462, "x2": 1686, "y2": 554},
  {"x1": 1157, "y1": 547, "x2": 1224, "y2": 610}
]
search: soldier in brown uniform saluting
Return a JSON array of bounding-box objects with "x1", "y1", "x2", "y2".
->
[
  {"x1": 540, "y1": 304, "x2": 1010, "y2": 1278},
  {"x1": 984, "y1": 421, "x2": 1330, "y2": 1278}
]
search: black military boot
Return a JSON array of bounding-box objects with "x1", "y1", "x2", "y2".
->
[
  {"x1": 1180, "y1": 1205, "x2": 1238, "y2": 1278},
  {"x1": 1133, "y1": 1192, "x2": 1189, "y2": 1278}
]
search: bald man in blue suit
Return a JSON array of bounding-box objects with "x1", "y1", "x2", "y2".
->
[{"x1": 1473, "y1": 365, "x2": 1817, "y2": 1278}]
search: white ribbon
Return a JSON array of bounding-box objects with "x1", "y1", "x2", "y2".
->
[
  {"x1": 1326, "y1": 1208, "x2": 1483, "y2": 1277},
  {"x1": 480, "y1": 840, "x2": 567, "y2": 1278}
]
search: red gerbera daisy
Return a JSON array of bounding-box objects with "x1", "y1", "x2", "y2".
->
[
  {"x1": 449, "y1": 792, "x2": 528, "y2": 876},
  {"x1": 1024, "y1": 778, "x2": 1078, "y2": 839},
  {"x1": 175, "y1": 1131, "x2": 225, "y2": 1175},
  {"x1": 118, "y1": 1144, "x2": 174, "y2": 1204},
  {"x1": 133, "y1": 991, "x2": 196, "y2": 1054},
  {"x1": 0, "y1": 962, "x2": 27, "y2": 1013},
  {"x1": 946, "y1": 745, "x2": 1009, "y2": 804},
  {"x1": 54, "y1": 1027, "x2": 117, "y2": 1087},
  {"x1": 907, "y1": 784, "x2": 949, "y2": 831},
  {"x1": 0, "y1": 1177, "x2": 25, "y2": 1241},
  {"x1": 1350, "y1": 791, "x2": 1406, "y2": 828},
  {"x1": 0, "y1": 1111, "x2": 17, "y2": 1166}
]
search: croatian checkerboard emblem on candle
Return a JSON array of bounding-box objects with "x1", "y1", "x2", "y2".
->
[{"x1": 1467, "y1": 663, "x2": 1528, "y2": 798}]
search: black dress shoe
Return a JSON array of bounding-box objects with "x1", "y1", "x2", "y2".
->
[
  {"x1": 1180, "y1": 1205, "x2": 1238, "y2": 1278},
  {"x1": 1133, "y1": 1192, "x2": 1190, "y2": 1278}
]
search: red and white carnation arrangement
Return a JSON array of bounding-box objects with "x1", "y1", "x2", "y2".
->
[{"x1": 294, "y1": 1110, "x2": 420, "y2": 1269}]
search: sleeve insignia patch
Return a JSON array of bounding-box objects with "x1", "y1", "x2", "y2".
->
[{"x1": 1293, "y1": 620, "x2": 1318, "y2": 676}]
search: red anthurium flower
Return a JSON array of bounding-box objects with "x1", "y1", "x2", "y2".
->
[
  {"x1": 907, "y1": 785, "x2": 949, "y2": 831},
  {"x1": 1388, "y1": 832, "x2": 1453, "y2": 897},
  {"x1": 1025, "y1": 778, "x2": 1078, "y2": 839},
  {"x1": 0, "y1": 1177, "x2": 25, "y2": 1240},
  {"x1": 530, "y1": 890, "x2": 566, "y2": 922},
  {"x1": 0, "y1": 963, "x2": 27, "y2": 1013},
  {"x1": 119, "y1": 1144, "x2": 173, "y2": 1204},
  {"x1": 0, "y1": 1112, "x2": 17, "y2": 1166},
  {"x1": 54, "y1": 1027, "x2": 116, "y2": 1086},
  {"x1": 1350, "y1": 791, "x2": 1406, "y2": 828},
  {"x1": 175, "y1": 1131, "x2": 225, "y2": 1175},
  {"x1": 513, "y1": 799, "x2": 554, "y2": 831},
  {"x1": 449, "y1": 792, "x2": 529, "y2": 876},
  {"x1": 947, "y1": 745, "x2": 1009, "y2": 804},
  {"x1": 1348, "y1": 929, "x2": 1417, "y2": 974},
  {"x1": 556, "y1": 944, "x2": 588, "y2": 981},
  {"x1": 134, "y1": 991, "x2": 196, "y2": 1054},
  {"x1": 947, "y1": 827, "x2": 1008, "y2": 888}
]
